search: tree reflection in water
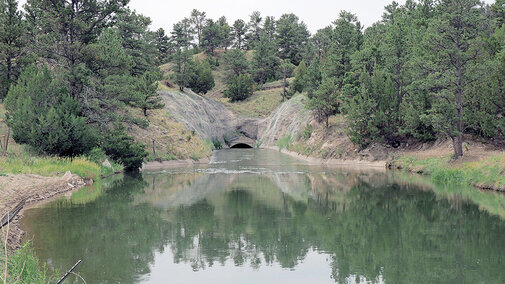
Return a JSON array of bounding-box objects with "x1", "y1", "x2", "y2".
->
[{"x1": 21, "y1": 163, "x2": 505, "y2": 283}]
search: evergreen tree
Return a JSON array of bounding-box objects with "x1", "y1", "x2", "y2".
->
[
  {"x1": 312, "y1": 26, "x2": 333, "y2": 59},
  {"x1": 153, "y1": 28, "x2": 171, "y2": 65},
  {"x1": 418, "y1": 0, "x2": 485, "y2": 159},
  {"x1": 223, "y1": 49, "x2": 249, "y2": 77},
  {"x1": 190, "y1": 9, "x2": 206, "y2": 46},
  {"x1": 172, "y1": 47, "x2": 192, "y2": 91},
  {"x1": 0, "y1": 0, "x2": 29, "y2": 99},
  {"x1": 133, "y1": 71, "x2": 164, "y2": 117},
  {"x1": 187, "y1": 59, "x2": 215, "y2": 95},
  {"x1": 224, "y1": 74, "x2": 253, "y2": 102},
  {"x1": 6, "y1": 66, "x2": 95, "y2": 157},
  {"x1": 279, "y1": 59, "x2": 295, "y2": 101},
  {"x1": 201, "y1": 19, "x2": 221, "y2": 56},
  {"x1": 116, "y1": 9, "x2": 158, "y2": 76},
  {"x1": 251, "y1": 35, "x2": 280, "y2": 84},
  {"x1": 246, "y1": 11, "x2": 262, "y2": 49},
  {"x1": 263, "y1": 16, "x2": 276, "y2": 41},
  {"x1": 171, "y1": 19, "x2": 193, "y2": 49},
  {"x1": 217, "y1": 16, "x2": 232, "y2": 51},
  {"x1": 101, "y1": 124, "x2": 148, "y2": 172},
  {"x1": 291, "y1": 60, "x2": 307, "y2": 94},
  {"x1": 232, "y1": 19, "x2": 246, "y2": 50},
  {"x1": 305, "y1": 57, "x2": 322, "y2": 98},
  {"x1": 276, "y1": 13, "x2": 310, "y2": 66}
]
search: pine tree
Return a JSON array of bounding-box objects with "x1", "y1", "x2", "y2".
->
[
  {"x1": 251, "y1": 35, "x2": 280, "y2": 84},
  {"x1": 224, "y1": 74, "x2": 253, "y2": 102},
  {"x1": 232, "y1": 19, "x2": 246, "y2": 50},
  {"x1": 276, "y1": 13, "x2": 310, "y2": 66},
  {"x1": 201, "y1": 19, "x2": 221, "y2": 56},
  {"x1": 190, "y1": 9, "x2": 206, "y2": 46},
  {"x1": 133, "y1": 71, "x2": 164, "y2": 117},
  {"x1": 0, "y1": 0, "x2": 28, "y2": 99},
  {"x1": 246, "y1": 11, "x2": 263, "y2": 49},
  {"x1": 419, "y1": 0, "x2": 485, "y2": 159},
  {"x1": 279, "y1": 59, "x2": 295, "y2": 101},
  {"x1": 223, "y1": 49, "x2": 249, "y2": 77},
  {"x1": 291, "y1": 60, "x2": 307, "y2": 94}
]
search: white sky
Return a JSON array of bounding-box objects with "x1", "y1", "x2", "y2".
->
[{"x1": 18, "y1": 0, "x2": 496, "y2": 34}]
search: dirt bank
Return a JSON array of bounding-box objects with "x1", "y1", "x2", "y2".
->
[
  {"x1": 0, "y1": 172, "x2": 86, "y2": 252},
  {"x1": 264, "y1": 146, "x2": 387, "y2": 169}
]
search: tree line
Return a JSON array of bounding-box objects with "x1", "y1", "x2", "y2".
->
[
  {"x1": 162, "y1": 1, "x2": 505, "y2": 159},
  {"x1": 1, "y1": 0, "x2": 504, "y2": 165}
]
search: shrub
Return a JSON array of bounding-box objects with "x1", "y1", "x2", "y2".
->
[
  {"x1": 224, "y1": 74, "x2": 254, "y2": 102},
  {"x1": 101, "y1": 125, "x2": 148, "y2": 172},
  {"x1": 277, "y1": 134, "x2": 292, "y2": 151},
  {"x1": 6, "y1": 66, "x2": 96, "y2": 157},
  {"x1": 187, "y1": 59, "x2": 215, "y2": 94},
  {"x1": 302, "y1": 124, "x2": 313, "y2": 140},
  {"x1": 212, "y1": 139, "x2": 223, "y2": 150}
]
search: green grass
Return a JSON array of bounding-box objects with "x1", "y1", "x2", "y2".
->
[
  {"x1": 0, "y1": 155, "x2": 120, "y2": 181},
  {"x1": 395, "y1": 154, "x2": 505, "y2": 190},
  {"x1": 277, "y1": 134, "x2": 292, "y2": 151},
  {"x1": 0, "y1": 242, "x2": 54, "y2": 284}
]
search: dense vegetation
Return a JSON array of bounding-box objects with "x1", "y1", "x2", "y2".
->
[
  {"x1": 0, "y1": 0, "x2": 169, "y2": 171},
  {"x1": 163, "y1": 0, "x2": 505, "y2": 159},
  {"x1": 1, "y1": 0, "x2": 504, "y2": 170}
]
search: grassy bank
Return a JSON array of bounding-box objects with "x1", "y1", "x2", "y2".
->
[
  {"x1": 392, "y1": 154, "x2": 505, "y2": 191},
  {"x1": 0, "y1": 156, "x2": 113, "y2": 180},
  {"x1": 0, "y1": 242, "x2": 54, "y2": 283}
]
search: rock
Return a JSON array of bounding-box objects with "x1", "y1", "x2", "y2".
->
[
  {"x1": 62, "y1": 171, "x2": 72, "y2": 181},
  {"x1": 102, "y1": 159, "x2": 113, "y2": 169}
]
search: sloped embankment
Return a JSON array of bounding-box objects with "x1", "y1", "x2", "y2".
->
[
  {"x1": 258, "y1": 95, "x2": 311, "y2": 146},
  {"x1": 159, "y1": 89, "x2": 238, "y2": 144}
]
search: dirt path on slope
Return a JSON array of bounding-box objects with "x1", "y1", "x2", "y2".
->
[{"x1": 0, "y1": 172, "x2": 87, "y2": 252}]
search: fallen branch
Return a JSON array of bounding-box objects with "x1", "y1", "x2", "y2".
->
[{"x1": 56, "y1": 260, "x2": 82, "y2": 284}]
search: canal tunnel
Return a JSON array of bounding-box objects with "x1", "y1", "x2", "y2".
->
[{"x1": 230, "y1": 143, "x2": 254, "y2": 149}]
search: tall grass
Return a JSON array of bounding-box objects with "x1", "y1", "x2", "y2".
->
[
  {"x1": 0, "y1": 156, "x2": 116, "y2": 181},
  {"x1": 0, "y1": 242, "x2": 54, "y2": 284},
  {"x1": 277, "y1": 134, "x2": 292, "y2": 151},
  {"x1": 396, "y1": 154, "x2": 505, "y2": 189}
]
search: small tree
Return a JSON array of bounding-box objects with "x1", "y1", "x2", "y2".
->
[
  {"x1": 187, "y1": 59, "x2": 215, "y2": 94},
  {"x1": 224, "y1": 74, "x2": 253, "y2": 102},
  {"x1": 6, "y1": 66, "x2": 95, "y2": 157},
  {"x1": 223, "y1": 49, "x2": 249, "y2": 77},
  {"x1": 308, "y1": 77, "x2": 339, "y2": 128},
  {"x1": 133, "y1": 71, "x2": 164, "y2": 116},
  {"x1": 291, "y1": 60, "x2": 307, "y2": 94},
  {"x1": 279, "y1": 59, "x2": 295, "y2": 101},
  {"x1": 251, "y1": 36, "x2": 280, "y2": 84},
  {"x1": 101, "y1": 124, "x2": 148, "y2": 172}
]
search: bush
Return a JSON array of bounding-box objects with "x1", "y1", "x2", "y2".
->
[
  {"x1": 187, "y1": 59, "x2": 215, "y2": 94},
  {"x1": 277, "y1": 134, "x2": 292, "y2": 151},
  {"x1": 6, "y1": 66, "x2": 96, "y2": 157},
  {"x1": 212, "y1": 139, "x2": 222, "y2": 150},
  {"x1": 224, "y1": 74, "x2": 254, "y2": 102},
  {"x1": 101, "y1": 125, "x2": 148, "y2": 172},
  {"x1": 302, "y1": 124, "x2": 313, "y2": 140}
]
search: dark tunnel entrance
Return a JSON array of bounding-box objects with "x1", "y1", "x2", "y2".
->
[{"x1": 230, "y1": 143, "x2": 254, "y2": 149}]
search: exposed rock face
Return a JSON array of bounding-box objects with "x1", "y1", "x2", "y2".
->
[
  {"x1": 158, "y1": 90, "x2": 311, "y2": 149},
  {"x1": 258, "y1": 95, "x2": 311, "y2": 146},
  {"x1": 159, "y1": 90, "x2": 238, "y2": 144}
]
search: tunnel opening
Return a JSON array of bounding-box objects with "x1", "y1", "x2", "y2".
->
[{"x1": 230, "y1": 143, "x2": 254, "y2": 149}]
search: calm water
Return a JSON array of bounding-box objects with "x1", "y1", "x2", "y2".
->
[{"x1": 21, "y1": 149, "x2": 505, "y2": 284}]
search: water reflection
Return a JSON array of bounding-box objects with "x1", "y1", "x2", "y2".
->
[{"x1": 21, "y1": 149, "x2": 505, "y2": 283}]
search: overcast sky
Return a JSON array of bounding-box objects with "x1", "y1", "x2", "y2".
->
[{"x1": 18, "y1": 0, "x2": 496, "y2": 34}]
